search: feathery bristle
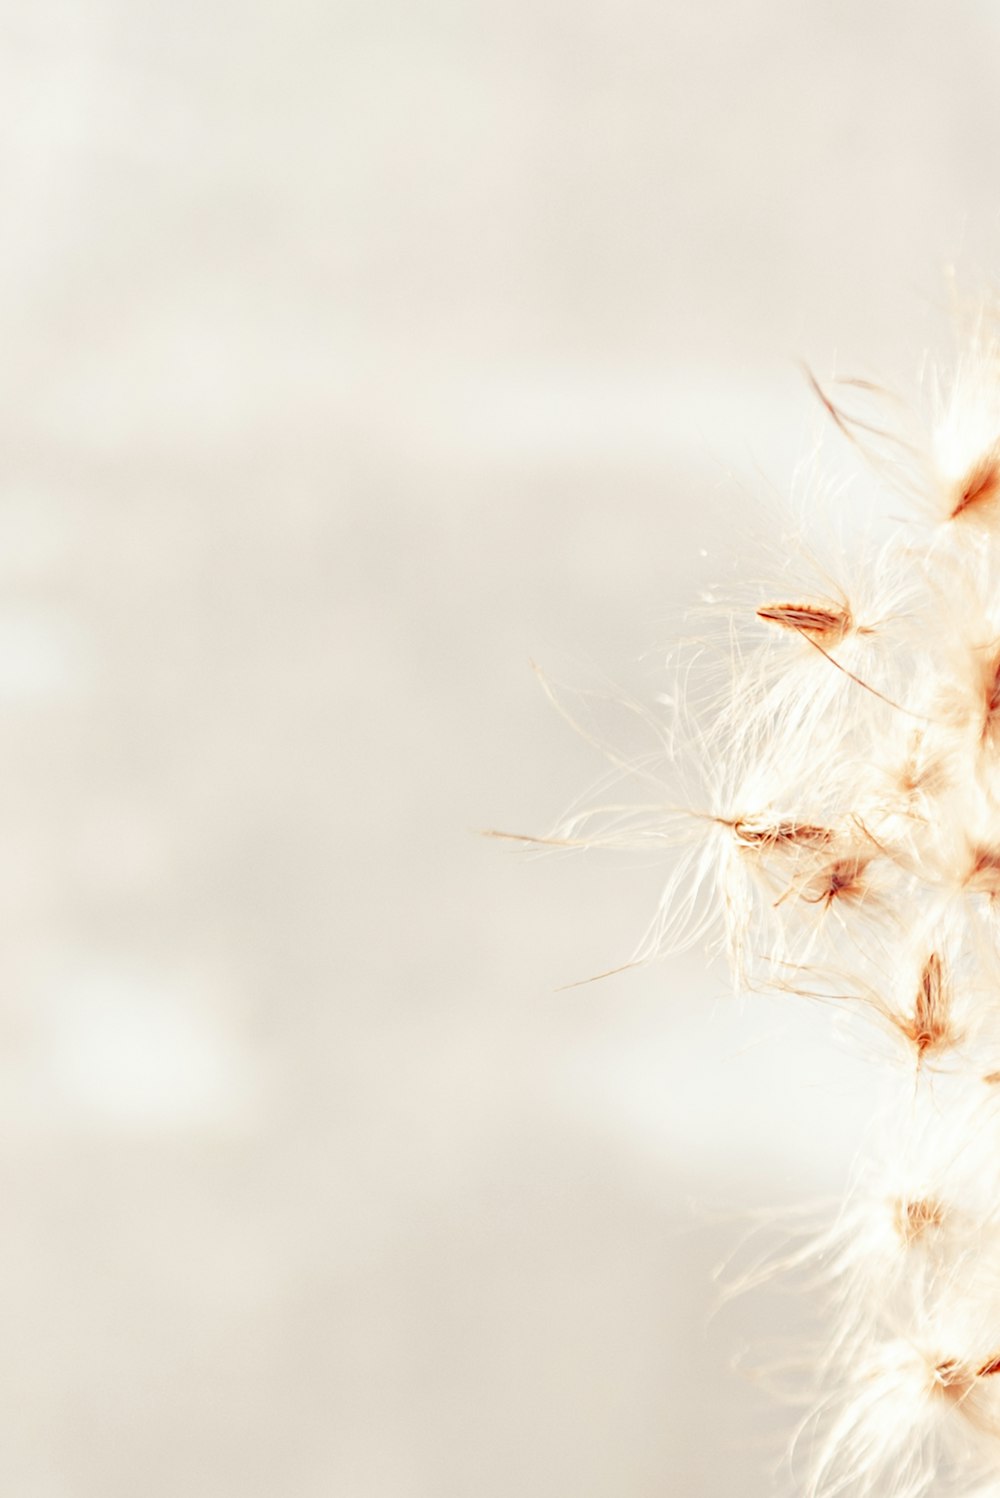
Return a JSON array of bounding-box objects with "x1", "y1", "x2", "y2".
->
[{"x1": 516, "y1": 300, "x2": 1000, "y2": 1497}]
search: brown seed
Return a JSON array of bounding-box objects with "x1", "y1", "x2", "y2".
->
[
  {"x1": 907, "y1": 952, "x2": 950, "y2": 1056},
  {"x1": 934, "y1": 1358, "x2": 973, "y2": 1398},
  {"x1": 951, "y1": 456, "x2": 1000, "y2": 520},
  {"x1": 731, "y1": 818, "x2": 834, "y2": 851},
  {"x1": 899, "y1": 753, "x2": 947, "y2": 799},
  {"x1": 801, "y1": 856, "x2": 869, "y2": 907},
  {"x1": 891, "y1": 1195, "x2": 944, "y2": 1242},
  {"x1": 966, "y1": 846, "x2": 1000, "y2": 895},
  {"x1": 933, "y1": 1353, "x2": 1000, "y2": 1398},
  {"x1": 987, "y1": 657, "x2": 1000, "y2": 715},
  {"x1": 982, "y1": 652, "x2": 1000, "y2": 745},
  {"x1": 756, "y1": 601, "x2": 851, "y2": 642}
]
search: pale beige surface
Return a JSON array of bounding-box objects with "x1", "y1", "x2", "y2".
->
[{"x1": 0, "y1": 2, "x2": 998, "y2": 1494}]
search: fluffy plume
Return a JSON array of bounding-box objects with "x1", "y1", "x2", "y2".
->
[
  {"x1": 509, "y1": 297, "x2": 1000, "y2": 1495},
  {"x1": 706, "y1": 307, "x2": 1000, "y2": 1495}
]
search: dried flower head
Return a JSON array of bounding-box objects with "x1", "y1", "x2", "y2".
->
[{"x1": 501, "y1": 296, "x2": 1000, "y2": 1497}]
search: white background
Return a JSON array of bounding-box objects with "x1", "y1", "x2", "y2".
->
[{"x1": 1, "y1": 2, "x2": 999, "y2": 1493}]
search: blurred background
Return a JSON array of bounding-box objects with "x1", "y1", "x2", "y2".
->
[{"x1": 0, "y1": 1, "x2": 998, "y2": 1493}]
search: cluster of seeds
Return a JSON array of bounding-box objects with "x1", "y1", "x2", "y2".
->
[
  {"x1": 488, "y1": 314, "x2": 1000, "y2": 1494},
  {"x1": 687, "y1": 331, "x2": 1000, "y2": 1498},
  {"x1": 497, "y1": 318, "x2": 1000, "y2": 1497}
]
